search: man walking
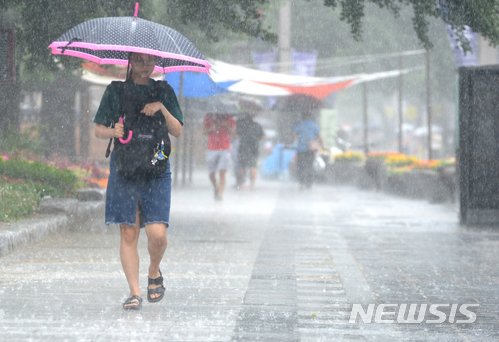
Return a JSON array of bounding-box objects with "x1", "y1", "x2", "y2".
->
[
  {"x1": 203, "y1": 113, "x2": 236, "y2": 201},
  {"x1": 236, "y1": 112, "x2": 264, "y2": 190}
]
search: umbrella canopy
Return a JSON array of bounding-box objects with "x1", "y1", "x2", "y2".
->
[
  {"x1": 48, "y1": 3, "x2": 210, "y2": 74},
  {"x1": 164, "y1": 72, "x2": 237, "y2": 98},
  {"x1": 238, "y1": 96, "x2": 264, "y2": 115}
]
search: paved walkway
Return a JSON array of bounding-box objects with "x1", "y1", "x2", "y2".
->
[{"x1": 0, "y1": 169, "x2": 498, "y2": 341}]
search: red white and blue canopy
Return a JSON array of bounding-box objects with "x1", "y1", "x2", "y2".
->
[{"x1": 208, "y1": 59, "x2": 421, "y2": 99}]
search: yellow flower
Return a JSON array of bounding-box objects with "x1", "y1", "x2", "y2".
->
[
  {"x1": 334, "y1": 151, "x2": 365, "y2": 163},
  {"x1": 385, "y1": 154, "x2": 418, "y2": 168}
]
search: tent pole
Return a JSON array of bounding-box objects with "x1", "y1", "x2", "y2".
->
[
  {"x1": 174, "y1": 71, "x2": 184, "y2": 187},
  {"x1": 426, "y1": 50, "x2": 432, "y2": 160},
  {"x1": 182, "y1": 104, "x2": 188, "y2": 187},
  {"x1": 279, "y1": 0, "x2": 292, "y2": 75},
  {"x1": 188, "y1": 99, "x2": 194, "y2": 186},
  {"x1": 398, "y1": 53, "x2": 403, "y2": 153},
  {"x1": 363, "y1": 64, "x2": 369, "y2": 155}
]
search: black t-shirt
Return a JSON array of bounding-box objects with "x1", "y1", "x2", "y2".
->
[
  {"x1": 94, "y1": 79, "x2": 183, "y2": 127},
  {"x1": 236, "y1": 115, "x2": 264, "y2": 155}
]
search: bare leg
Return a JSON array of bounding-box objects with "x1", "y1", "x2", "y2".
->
[
  {"x1": 120, "y1": 210, "x2": 141, "y2": 307},
  {"x1": 218, "y1": 169, "x2": 226, "y2": 198},
  {"x1": 249, "y1": 167, "x2": 257, "y2": 190},
  {"x1": 209, "y1": 172, "x2": 218, "y2": 193},
  {"x1": 145, "y1": 222, "x2": 168, "y2": 300},
  {"x1": 238, "y1": 167, "x2": 245, "y2": 187}
]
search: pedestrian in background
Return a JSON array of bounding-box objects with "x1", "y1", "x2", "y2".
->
[
  {"x1": 236, "y1": 112, "x2": 264, "y2": 190},
  {"x1": 94, "y1": 53, "x2": 183, "y2": 310},
  {"x1": 203, "y1": 113, "x2": 236, "y2": 201},
  {"x1": 292, "y1": 110, "x2": 323, "y2": 190}
]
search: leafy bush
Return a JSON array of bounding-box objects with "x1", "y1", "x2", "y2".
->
[
  {"x1": 388, "y1": 166, "x2": 413, "y2": 175},
  {"x1": 0, "y1": 178, "x2": 42, "y2": 222},
  {"x1": 0, "y1": 157, "x2": 81, "y2": 196}
]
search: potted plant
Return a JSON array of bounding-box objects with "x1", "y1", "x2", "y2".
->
[
  {"x1": 329, "y1": 151, "x2": 365, "y2": 184},
  {"x1": 362, "y1": 151, "x2": 400, "y2": 190}
]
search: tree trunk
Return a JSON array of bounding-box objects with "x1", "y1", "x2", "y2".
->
[
  {"x1": 0, "y1": 80, "x2": 21, "y2": 135},
  {"x1": 40, "y1": 72, "x2": 79, "y2": 160}
]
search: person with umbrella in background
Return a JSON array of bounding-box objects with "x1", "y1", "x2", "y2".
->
[
  {"x1": 49, "y1": 3, "x2": 210, "y2": 310},
  {"x1": 292, "y1": 109, "x2": 323, "y2": 190}
]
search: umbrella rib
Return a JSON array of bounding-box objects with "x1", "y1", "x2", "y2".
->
[{"x1": 161, "y1": 30, "x2": 183, "y2": 55}]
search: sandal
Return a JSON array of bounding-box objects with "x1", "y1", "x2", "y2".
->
[
  {"x1": 123, "y1": 295, "x2": 142, "y2": 310},
  {"x1": 147, "y1": 270, "x2": 165, "y2": 303}
]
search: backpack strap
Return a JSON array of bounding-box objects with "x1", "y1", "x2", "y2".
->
[
  {"x1": 105, "y1": 81, "x2": 126, "y2": 158},
  {"x1": 112, "y1": 80, "x2": 126, "y2": 114}
]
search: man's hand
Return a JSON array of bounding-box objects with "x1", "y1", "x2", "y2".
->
[{"x1": 221, "y1": 119, "x2": 235, "y2": 135}]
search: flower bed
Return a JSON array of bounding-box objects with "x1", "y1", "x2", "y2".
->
[
  {"x1": 366, "y1": 151, "x2": 401, "y2": 160},
  {"x1": 385, "y1": 154, "x2": 418, "y2": 168},
  {"x1": 333, "y1": 151, "x2": 365, "y2": 163},
  {"x1": 1, "y1": 127, "x2": 110, "y2": 222},
  {"x1": 327, "y1": 151, "x2": 457, "y2": 203},
  {"x1": 328, "y1": 151, "x2": 365, "y2": 184},
  {"x1": 0, "y1": 154, "x2": 109, "y2": 222}
]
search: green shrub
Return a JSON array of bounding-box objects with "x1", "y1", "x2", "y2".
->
[
  {"x1": 0, "y1": 179, "x2": 42, "y2": 222},
  {"x1": 0, "y1": 158, "x2": 79, "y2": 196}
]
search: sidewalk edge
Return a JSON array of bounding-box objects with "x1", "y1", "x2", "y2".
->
[{"x1": 0, "y1": 198, "x2": 105, "y2": 258}]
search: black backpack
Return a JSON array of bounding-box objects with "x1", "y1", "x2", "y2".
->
[{"x1": 106, "y1": 80, "x2": 171, "y2": 180}]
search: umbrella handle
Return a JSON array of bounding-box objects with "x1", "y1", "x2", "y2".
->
[{"x1": 118, "y1": 117, "x2": 133, "y2": 144}]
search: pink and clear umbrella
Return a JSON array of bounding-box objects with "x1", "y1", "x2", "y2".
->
[{"x1": 48, "y1": 3, "x2": 210, "y2": 74}]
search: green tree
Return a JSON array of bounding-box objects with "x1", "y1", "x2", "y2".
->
[
  {"x1": 14, "y1": 0, "x2": 135, "y2": 81},
  {"x1": 323, "y1": 0, "x2": 499, "y2": 53},
  {"x1": 1, "y1": 0, "x2": 496, "y2": 78}
]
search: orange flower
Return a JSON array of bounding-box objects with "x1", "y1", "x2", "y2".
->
[
  {"x1": 412, "y1": 160, "x2": 440, "y2": 170},
  {"x1": 367, "y1": 151, "x2": 402, "y2": 162},
  {"x1": 87, "y1": 178, "x2": 108, "y2": 189},
  {"x1": 366, "y1": 151, "x2": 400, "y2": 157}
]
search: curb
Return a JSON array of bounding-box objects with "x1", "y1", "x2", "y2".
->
[{"x1": 0, "y1": 189, "x2": 106, "y2": 258}]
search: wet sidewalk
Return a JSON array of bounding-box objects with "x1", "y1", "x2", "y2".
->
[{"x1": 0, "y1": 168, "x2": 498, "y2": 341}]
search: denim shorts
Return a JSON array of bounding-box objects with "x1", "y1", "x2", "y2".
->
[{"x1": 105, "y1": 151, "x2": 171, "y2": 228}]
